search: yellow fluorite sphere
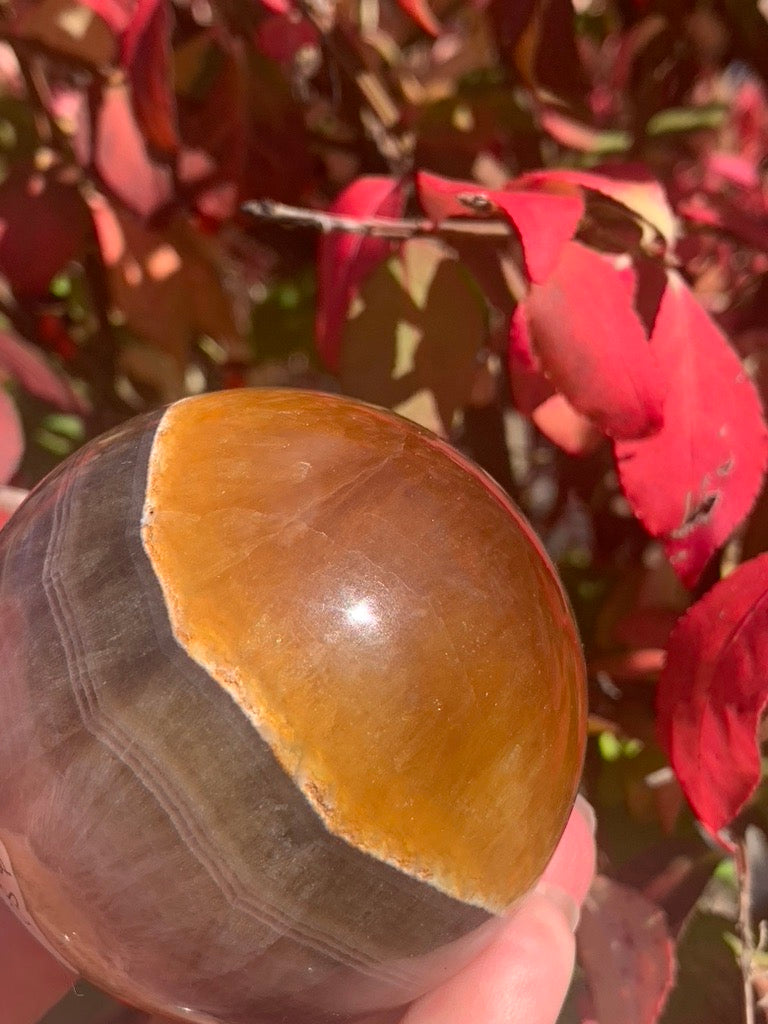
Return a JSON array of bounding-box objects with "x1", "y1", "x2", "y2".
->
[{"x1": 0, "y1": 389, "x2": 586, "y2": 1023}]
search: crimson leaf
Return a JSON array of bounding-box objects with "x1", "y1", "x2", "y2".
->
[
  {"x1": 511, "y1": 241, "x2": 665, "y2": 440},
  {"x1": 124, "y1": 0, "x2": 178, "y2": 155},
  {"x1": 0, "y1": 331, "x2": 87, "y2": 414},
  {"x1": 397, "y1": 0, "x2": 440, "y2": 36},
  {"x1": 616, "y1": 271, "x2": 768, "y2": 587},
  {"x1": 416, "y1": 171, "x2": 583, "y2": 283},
  {"x1": 315, "y1": 176, "x2": 405, "y2": 371},
  {"x1": 518, "y1": 167, "x2": 678, "y2": 248},
  {"x1": 658, "y1": 553, "x2": 768, "y2": 837},
  {"x1": 94, "y1": 80, "x2": 173, "y2": 218},
  {"x1": 0, "y1": 391, "x2": 23, "y2": 485}
]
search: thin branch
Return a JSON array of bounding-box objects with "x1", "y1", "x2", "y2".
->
[
  {"x1": 736, "y1": 839, "x2": 757, "y2": 1024},
  {"x1": 243, "y1": 199, "x2": 513, "y2": 239}
]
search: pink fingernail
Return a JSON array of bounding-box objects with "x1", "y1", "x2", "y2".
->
[
  {"x1": 575, "y1": 794, "x2": 596, "y2": 835},
  {"x1": 534, "y1": 882, "x2": 580, "y2": 933}
]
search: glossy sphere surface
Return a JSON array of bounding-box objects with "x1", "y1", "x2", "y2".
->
[{"x1": 0, "y1": 389, "x2": 586, "y2": 1023}]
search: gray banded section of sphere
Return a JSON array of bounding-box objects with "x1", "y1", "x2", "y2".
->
[{"x1": 0, "y1": 411, "x2": 487, "y2": 1024}]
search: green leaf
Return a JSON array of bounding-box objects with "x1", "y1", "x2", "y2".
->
[
  {"x1": 645, "y1": 104, "x2": 727, "y2": 137},
  {"x1": 599, "y1": 731, "x2": 623, "y2": 762},
  {"x1": 43, "y1": 414, "x2": 85, "y2": 442}
]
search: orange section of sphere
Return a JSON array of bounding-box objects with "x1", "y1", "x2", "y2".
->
[{"x1": 142, "y1": 389, "x2": 586, "y2": 912}]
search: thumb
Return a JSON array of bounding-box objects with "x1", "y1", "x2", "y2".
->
[{"x1": 400, "y1": 890, "x2": 577, "y2": 1024}]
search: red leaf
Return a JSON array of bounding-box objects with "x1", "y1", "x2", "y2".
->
[
  {"x1": 176, "y1": 34, "x2": 247, "y2": 224},
  {"x1": 496, "y1": 191, "x2": 583, "y2": 283},
  {"x1": 396, "y1": 0, "x2": 440, "y2": 36},
  {"x1": 0, "y1": 165, "x2": 91, "y2": 297},
  {"x1": 124, "y1": 0, "x2": 178, "y2": 154},
  {"x1": 316, "y1": 177, "x2": 405, "y2": 371},
  {"x1": 0, "y1": 485, "x2": 25, "y2": 530},
  {"x1": 0, "y1": 391, "x2": 23, "y2": 485},
  {"x1": 508, "y1": 312, "x2": 555, "y2": 415},
  {"x1": 532, "y1": 394, "x2": 602, "y2": 456},
  {"x1": 511, "y1": 241, "x2": 665, "y2": 440},
  {"x1": 577, "y1": 876, "x2": 675, "y2": 1024},
  {"x1": 518, "y1": 167, "x2": 678, "y2": 248},
  {"x1": 657, "y1": 554, "x2": 768, "y2": 836},
  {"x1": 78, "y1": 0, "x2": 177, "y2": 157},
  {"x1": 416, "y1": 171, "x2": 583, "y2": 283},
  {"x1": 94, "y1": 80, "x2": 173, "y2": 217},
  {"x1": 486, "y1": 0, "x2": 586, "y2": 103},
  {"x1": 615, "y1": 272, "x2": 768, "y2": 587},
  {"x1": 88, "y1": 190, "x2": 124, "y2": 265},
  {"x1": 81, "y1": 0, "x2": 157, "y2": 41},
  {"x1": 706, "y1": 151, "x2": 759, "y2": 190},
  {"x1": 679, "y1": 194, "x2": 768, "y2": 255},
  {"x1": 508, "y1": 303, "x2": 537, "y2": 371},
  {"x1": 0, "y1": 331, "x2": 87, "y2": 413},
  {"x1": 116, "y1": 0, "x2": 160, "y2": 63},
  {"x1": 254, "y1": 14, "x2": 319, "y2": 66},
  {"x1": 416, "y1": 171, "x2": 494, "y2": 222}
]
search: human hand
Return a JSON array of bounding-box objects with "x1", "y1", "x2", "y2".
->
[
  {"x1": 3, "y1": 796, "x2": 595, "y2": 1024},
  {"x1": 392, "y1": 794, "x2": 596, "y2": 1024},
  {"x1": 0, "y1": 898, "x2": 75, "y2": 1024}
]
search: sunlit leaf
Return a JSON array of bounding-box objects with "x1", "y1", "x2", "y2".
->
[
  {"x1": 0, "y1": 331, "x2": 87, "y2": 413},
  {"x1": 616, "y1": 272, "x2": 768, "y2": 586},
  {"x1": 511, "y1": 241, "x2": 665, "y2": 440},
  {"x1": 658, "y1": 553, "x2": 768, "y2": 837},
  {"x1": 396, "y1": 0, "x2": 441, "y2": 36},
  {"x1": 0, "y1": 391, "x2": 22, "y2": 485},
  {"x1": 316, "y1": 176, "x2": 406, "y2": 372},
  {"x1": 518, "y1": 167, "x2": 678, "y2": 248},
  {"x1": 94, "y1": 80, "x2": 173, "y2": 217},
  {"x1": 417, "y1": 171, "x2": 583, "y2": 283}
]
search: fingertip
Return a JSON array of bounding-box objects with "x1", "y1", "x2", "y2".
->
[
  {"x1": 539, "y1": 797, "x2": 597, "y2": 908},
  {"x1": 574, "y1": 794, "x2": 596, "y2": 836},
  {"x1": 533, "y1": 881, "x2": 579, "y2": 932}
]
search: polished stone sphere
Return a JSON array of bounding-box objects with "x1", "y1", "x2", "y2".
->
[{"x1": 0, "y1": 389, "x2": 586, "y2": 1023}]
